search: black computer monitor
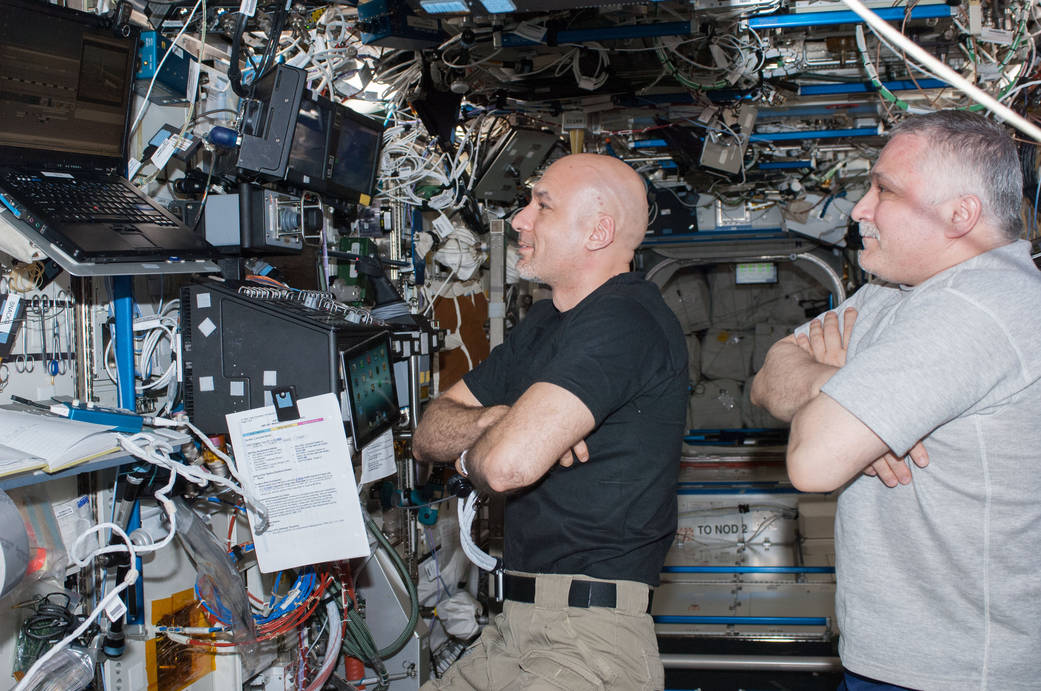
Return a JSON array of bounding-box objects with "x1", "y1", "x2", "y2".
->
[
  {"x1": 327, "y1": 105, "x2": 382, "y2": 202},
  {"x1": 181, "y1": 282, "x2": 400, "y2": 438},
  {"x1": 238, "y1": 65, "x2": 384, "y2": 204},
  {"x1": 285, "y1": 94, "x2": 383, "y2": 203},
  {"x1": 285, "y1": 97, "x2": 328, "y2": 187},
  {"x1": 340, "y1": 331, "x2": 398, "y2": 450}
]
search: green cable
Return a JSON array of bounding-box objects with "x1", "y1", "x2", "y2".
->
[
  {"x1": 966, "y1": 19, "x2": 1028, "y2": 112},
  {"x1": 365, "y1": 518, "x2": 421, "y2": 659},
  {"x1": 336, "y1": 520, "x2": 421, "y2": 663}
]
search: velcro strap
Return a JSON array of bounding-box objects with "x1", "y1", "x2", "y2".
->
[{"x1": 502, "y1": 574, "x2": 618, "y2": 609}]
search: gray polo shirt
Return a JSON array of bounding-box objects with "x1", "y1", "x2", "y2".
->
[{"x1": 817, "y1": 240, "x2": 1041, "y2": 690}]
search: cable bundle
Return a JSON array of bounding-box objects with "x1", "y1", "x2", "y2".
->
[
  {"x1": 457, "y1": 492, "x2": 498, "y2": 573},
  {"x1": 190, "y1": 567, "x2": 334, "y2": 645}
]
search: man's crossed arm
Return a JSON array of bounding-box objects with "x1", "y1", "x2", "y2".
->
[
  {"x1": 750, "y1": 308, "x2": 928, "y2": 491},
  {"x1": 412, "y1": 379, "x2": 594, "y2": 495}
]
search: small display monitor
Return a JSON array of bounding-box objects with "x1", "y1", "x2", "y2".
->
[
  {"x1": 286, "y1": 98, "x2": 328, "y2": 186},
  {"x1": 284, "y1": 94, "x2": 383, "y2": 203},
  {"x1": 238, "y1": 65, "x2": 384, "y2": 204},
  {"x1": 328, "y1": 106, "x2": 382, "y2": 201},
  {"x1": 735, "y1": 262, "x2": 778, "y2": 284},
  {"x1": 340, "y1": 332, "x2": 398, "y2": 450}
]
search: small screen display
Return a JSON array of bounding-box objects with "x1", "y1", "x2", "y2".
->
[
  {"x1": 287, "y1": 99, "x2": 327, "y2": 184},
  {"x1": 342, "y1": 335, "x2": 397, "y2": 449},
  {"x1": 330, "y1": 119, "x2": 381, "y2": 197},
  {"x1": 735, "y1": 262, "x2": 778, "y2": 285}
]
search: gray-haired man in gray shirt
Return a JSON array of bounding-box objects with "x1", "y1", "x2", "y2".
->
[{"x1": 752, "y1": 110, "x2": 1041, "y2": 690}]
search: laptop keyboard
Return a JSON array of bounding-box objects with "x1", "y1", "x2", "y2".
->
[{"x1": 4, "y1": 174, "x2": 178, "y2": 226}]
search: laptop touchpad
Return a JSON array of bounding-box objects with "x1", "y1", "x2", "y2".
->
[{"x1": 111, "y1": 225, "x2": 159, "y2": 249}]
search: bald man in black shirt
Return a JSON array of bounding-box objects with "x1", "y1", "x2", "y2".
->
[{"x1": 414, "y1": 153, "x2": 688, "y2": 690}]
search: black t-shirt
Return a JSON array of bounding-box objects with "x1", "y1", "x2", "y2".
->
[{"x1": 463, "y1": 272, "x2": 688, "y2": 585}]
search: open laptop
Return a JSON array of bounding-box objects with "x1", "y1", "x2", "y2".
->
[{"x1": 0, "y1": 0, "x2": 217, "y2": 275}]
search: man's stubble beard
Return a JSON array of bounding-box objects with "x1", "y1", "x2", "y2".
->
[{"x1": 517, "y1": 260, "x2": 540, "y2": 282}]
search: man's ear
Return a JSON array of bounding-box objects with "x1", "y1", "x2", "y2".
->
[
  {"x1": 945, "y1": 193, "x2": 982, "y2": 239},
  {"x1": 587, "y1": 213, "x2": 615, "y2": 251}
]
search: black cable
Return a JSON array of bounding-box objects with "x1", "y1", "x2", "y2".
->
[
  {"x1": 227, "y1": 12, "x2": 250, "y2": 98},
  {"x1": 252, "y1": 4, "x2": 288, "y2": 82},
  {"x1": 188, "y1": 108, "x2": 241, "y2": 126}
]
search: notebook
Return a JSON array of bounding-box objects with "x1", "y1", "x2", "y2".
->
[
  {"x1": 0, "y1": 408, "x2": 121, "y2": 477},
  {"x1": 0, "y1": 0, "x2": 217, "y2": 275}
]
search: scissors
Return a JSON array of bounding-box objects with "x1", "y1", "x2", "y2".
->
[{"x1": 14, "y1": 320, "x2": 33, "y2": 373}]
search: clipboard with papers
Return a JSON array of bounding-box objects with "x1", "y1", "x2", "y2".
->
[{"x1": 226, "y1": 391, "x2": 370, "y2": 573}]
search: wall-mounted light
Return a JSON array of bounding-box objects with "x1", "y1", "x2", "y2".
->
[
  {"x1": 419, "y1": 0, "x2": 470, "y2": 14},
  {"x1": 477, "y1": 0, "x2": 516, "y2": 12}
]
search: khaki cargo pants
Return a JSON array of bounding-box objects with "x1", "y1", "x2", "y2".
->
[{"x1": 423, "y1": 573, "x2": 663, "y2": 690}]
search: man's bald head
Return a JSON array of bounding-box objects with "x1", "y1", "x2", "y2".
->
[
  {"x1": 548, "y1": 154, "x2": 649, "y2": 253},
  {"x1": 512, "y1": 153, "x2": 650, "y2": 309}
]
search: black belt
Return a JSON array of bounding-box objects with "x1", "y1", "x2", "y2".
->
[{"x1": 502, "y1": 573, "x2": 652, "y2": 612}]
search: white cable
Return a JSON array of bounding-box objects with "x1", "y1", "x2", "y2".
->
[
  {"x1": 466, "y1": 114, "x2": 493, "y2": 191},
  {"x1": 457, "y1": 492, "x2": 497, "y2": 572},
  {"x1": 14, "y1": 580, "x2": 135, "y2": 691},
  {"x1": 855, "y1": 26, "x2": 933, "y2": 115},
  {"x1": 862, "y1": 14, "x2": 950, "y2": 85},
  {"x1": 101, "y1": 309, "x2": 180, "y2": 392},
  {"x1": 14, "y1": 524, "x2": 139, "y2": 691},
  {"x1": 129, "y1": 0, "x2": 203, "y2": 138},
  {"x1": 452, "y1": 295, "x2": 473, "y2": 371},
  {"x1": 302, "y1": 600, "x2": 343, "y2": 691},
  {"x1": 839, "y1": 0, "x2": 1041, "y2": 142},
  {"x1": 442, "y1": 46, "x2": 503, "y2": 69},
  {"x1": 148, "y1": 417, "x2": 270, "y2": 533},
  {"x1": 14, "y1": 426, "x2": 231, "y2": 690},
  {"x1": 421, "y1": 266, "x2": 458, "y2": 317},
  {"x1": 1000, "y1": 78, "x2": 1041, "y2": 103}
]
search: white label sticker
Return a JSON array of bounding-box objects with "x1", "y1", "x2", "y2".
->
[
  {"x1": 187, "y1": 61, "x2": 200, "y2": 99},
  {"x1": 0, "y1": 294, "x2": 21, "y2": 339},
  {"x1": 105, "y1": 596, "x2": 127, "y2": 623},
  {"x1": 198, "y1": 317, "x2": 216, "y2": 337},
  {"x1": 196, "y1": 292, "x2": 211, "y2": 309},
  {"x1": 230, "y1": 381, "x2": 245, "y2": 397},
  {"x1": 420, "y1": 556, "x2": 438, "y2": 583},
  {"x1": 263, "y1": 371, "x2": 277, "y2": 386},
  {"x1": 150, "y1": 135, "x2": 179, "y2": 170},
  {"x1": 199, "y1": 376, "x2": 214, "y2": 392}
]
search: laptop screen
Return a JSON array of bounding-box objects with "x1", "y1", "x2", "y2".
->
[{"x1": 0, "y1": 0, "x2": 134, "y2": 165}]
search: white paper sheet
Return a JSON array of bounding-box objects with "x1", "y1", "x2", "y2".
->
[
  {"x1": 226, "y1": 392, "x2": 370, "y2": 573},
  {"x1": 359, "y1": 428, "x2": 396, "y2": 484},
  {"x1": 0, "y1": 442, "x2": 44, "y2": 477}
]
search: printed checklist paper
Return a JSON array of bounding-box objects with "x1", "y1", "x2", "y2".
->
[{"x1": 226, "y1": 392, "x2": 370, "y2": 572}]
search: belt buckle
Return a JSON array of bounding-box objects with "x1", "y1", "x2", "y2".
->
[{"x1": 567, "y1": 579, "x2": 616, "y2": 608}]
